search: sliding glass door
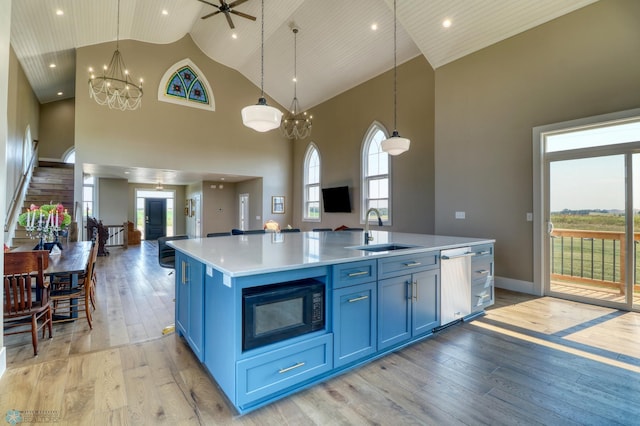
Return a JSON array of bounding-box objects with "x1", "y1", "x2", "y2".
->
[{"x1": 543, "y1": 119, "x2": 640, "y2": 310}]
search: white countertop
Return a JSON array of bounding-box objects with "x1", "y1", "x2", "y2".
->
[{"x1": 168, "y1": 231, "x2": 494, "y2": 277}]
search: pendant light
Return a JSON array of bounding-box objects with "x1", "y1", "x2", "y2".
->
[
  {"x1": 381, "y1": 0, "x2": 410, "y2": 156},
  {"x1": 241, "y1": 0, "x2": 282, "y2": 132}
]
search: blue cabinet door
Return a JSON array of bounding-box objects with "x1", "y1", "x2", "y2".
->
[
  {"x1": 174, "y1": 252, "x2": 205, "y2": 362},
  {"x1": 377, "y1": 275, "x2": 411, "y2": 350},
  {"x1": 411, "y1": 269, "x2": 439, "y2": 335},
  {"x1": 186, "y1": 257, "x2": 204, "y2": 361},
  {"x1": 333, "y1": 282, "x2": 376, "y2": 368},
  {"x1": 175, "y1": 252, "x2": 189, "y2": 337}
]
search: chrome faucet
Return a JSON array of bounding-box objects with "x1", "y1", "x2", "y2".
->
[{"x1": 364, "y1": 207, "x2": 383, "y2": 244}]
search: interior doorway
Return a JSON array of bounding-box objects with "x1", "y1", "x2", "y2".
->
[
  {"x1": 136, "y1": 189, "x2": 175, "y2": 240},
  {"x1": 239, "y1": 193, "x2": 249, "y2": 230}
]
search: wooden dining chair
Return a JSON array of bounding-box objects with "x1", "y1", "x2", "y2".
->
[
  {"x1": 3, "y1": 250, "x2": 53, "y2": 356},
  {"x1": 50, "y1": 241, "x2": 97, "y2": 329}
]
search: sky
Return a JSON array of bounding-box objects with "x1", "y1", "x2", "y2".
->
[{"x1": 548, "y1": 121, "x2": 640, "y2": 212}]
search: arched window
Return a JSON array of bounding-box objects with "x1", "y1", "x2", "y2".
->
[
  {"x1": 63, "y1": 147, "x2": 75, "y2": 163},
  {"x1": 157, "y1": 59, "x2": 215, "y2": 111},
  {"x1": 303, "y1": 143, "x2": 321, "y2": 221},
  {"x1": 361, "y1": 122, "x2": 391, "y2": 224}
]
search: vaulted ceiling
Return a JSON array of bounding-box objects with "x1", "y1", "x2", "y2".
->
[{"x1": 11, "y1": 0, "x2": 598, "y2": 109}]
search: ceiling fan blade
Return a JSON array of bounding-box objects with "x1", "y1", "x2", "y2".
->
[
  {"x1": 197, "y1": 0, "x2": 221, "y2": 8},
  {"x1": 227, "y1": 0, "x2": 250, "y2": 8},
  {"x1": 224, "y1": 12, "x2": 235, "y2": 29},
  {"x1": 230, "y1": 10, "x2": 256, "y2": 21},
  {"x1": 201, "y1": 10, "x2": 222, "y2": 19}
]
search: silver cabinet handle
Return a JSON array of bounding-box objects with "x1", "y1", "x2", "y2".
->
[
  {"x1": 181, "y1": 260, "x2": 187, "y2": 284},
  {"x1": 477, "y1": 250, "x2": 491, "y2": 256},
  {"x1": 413, "y1": 280, "x2": 418, "y2": 300},
  {"x1": 348, "y1": 295, "x2": 369, "y2": 303},
  {"x1": 404, "y1": 262, "x2": 422, "y2": 267},
  {"x1": 476, "y1": 269, "x2": 490, "y2": 275},
  {"x1": 279, "y1": 362, "x2": 305, "y2": 374},
  {"x1": 441, "y1": 252, "x2": 474, "y2": 260},
  {"x1": 347, "y1": 271, "x2": 369, "y2": 277},
  {"x1": 475, "y1": 294, "x2": 491, "y2": 300}
]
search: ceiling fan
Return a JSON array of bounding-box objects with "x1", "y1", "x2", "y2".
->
[{"x1": 198, "y1": 0, "x2": 256, "y2": 29}]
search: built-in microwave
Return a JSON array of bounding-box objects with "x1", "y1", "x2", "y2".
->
[{"x1": 242, "y1": 279, "x2": 325, "y2": 351}]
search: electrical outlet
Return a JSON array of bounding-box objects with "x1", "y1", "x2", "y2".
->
[
  {"x1": 526, "y1": 212, "x2": 533, "y2": 222},
  {"x1": 455, "y1": 211, "x2": 465, "y2": 219}
]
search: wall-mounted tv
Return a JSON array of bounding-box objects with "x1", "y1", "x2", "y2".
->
[{"x1": 322, "y1": 186, "x2": 351, "y2": 213}]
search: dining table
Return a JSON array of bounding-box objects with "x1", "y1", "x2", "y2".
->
[{"x1": 12, "y1": 240, "x2": 93, "y2": 319}]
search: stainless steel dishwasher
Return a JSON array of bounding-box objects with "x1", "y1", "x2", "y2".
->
[{"x1": 440, "y1": 247, "x2": 474, "y2": 326}]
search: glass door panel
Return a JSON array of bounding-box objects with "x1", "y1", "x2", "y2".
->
[
  {"x1": 633, "y1": 154, "x2": 640, "y2": 309},
  {"x1": 548, "y1": 155, "x2": 629, "y2": 305}
]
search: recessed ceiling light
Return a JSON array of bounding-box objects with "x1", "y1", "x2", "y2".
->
[
  {"x1": 371, "y1": 23, "x2": 378, "y2": 31},
  {"x1": 442, "y1": 19, "x2": 452, "y2": 28},
  {"x1": 56, "y1": 9, "x2": 63, "y2": 16},
  {"x1": 162, "y1": 9, "x2": 168, "y2": 16},
  {"x1": 49, "y1": 63, "x2": 56, "y2": 68},
  {"x1": 232, "y1": 33, "x2": 238, "y2": 39},
  {"x1": 57, "y1": 91, "x2": 63, "y2": 96}
]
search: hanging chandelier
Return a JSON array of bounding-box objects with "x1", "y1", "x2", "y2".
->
[
  {"x1": 241, "y1": 0, "x2": 282, "y2": 132},
  {"x1": 381, "y1": 0, "x2": 410, "y2": 156},
  {"x1": 281, "y1": 27, "x2": 312, "y2": 140},
  {"x1": 88, "y1": 0, "x2": 143, "y2": 111}
]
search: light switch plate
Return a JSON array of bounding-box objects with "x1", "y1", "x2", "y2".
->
[
  {"x1": 526, "y1": 212, "x2": 533, "y2": 221},
  {"x1": 455, "y1": 211, "x2": 466, "y2": 219}
]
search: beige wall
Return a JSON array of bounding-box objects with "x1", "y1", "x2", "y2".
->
[
  {"x1": 74, "y1": 35, "x2": 292, "y2": 228},
  {"x1": 97, "y1": 178, "x2": 129, "y2": 225},
  {"x1": 202, "y1": 181, "x2": 237, "y2": 235},
  {"x1": 1, "y1": 0, "x2": 11, "y2": 368},
  {"x1": 39, "y1": 97, "x2": 75, "y2": 161},
  {"x1": 5, "y1": 46, "x2": 39, "y2": 213},
  {"x1": 434, "y1": 0, "x2": 640, "y2": 286},
  {"x1": 292, "y1": 56, "x2": 435, "y2": 233}
]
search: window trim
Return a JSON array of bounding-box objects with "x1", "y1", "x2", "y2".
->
[
  {"x1": 361, "y1": 121, "x2": 392, "y2": 225},
  {"x1": 302, "y1": 142, "x2": 321, "y2": 222}
]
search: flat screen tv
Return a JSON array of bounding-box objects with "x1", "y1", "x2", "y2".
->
[{"x1": 322, "y1": 186, "x2": 351, "y2": 213}]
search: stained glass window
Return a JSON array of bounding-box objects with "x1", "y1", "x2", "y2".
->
[
  {"x1": 165, "y1": 66, "x2": 208, "y2": 105},
  {"x1": 158, "y1": 59, "x2": 215, "y2": 111}
]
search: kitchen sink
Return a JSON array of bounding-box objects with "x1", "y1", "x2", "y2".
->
[{"x1": 349, "y1": 243, "x2": 419, "y2": 252}]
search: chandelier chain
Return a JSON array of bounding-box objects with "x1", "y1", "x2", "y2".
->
[{"x1": 293, "y1": 28, "x2": 298, "y2": 100}]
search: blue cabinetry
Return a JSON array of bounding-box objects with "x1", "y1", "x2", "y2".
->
[
  {"x1": 175, "y1": 251, "x2": 204, "y2": 361},
  {"x1": 377, "y1": 253, "x2": 439, "y2": 351},
  {"x1": 333, "y1": 282, "x2": 377, "y2": 367}
]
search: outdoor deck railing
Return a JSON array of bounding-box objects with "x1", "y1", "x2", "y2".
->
[{"x1": 550, "y1": 228, "x2": 640, "y2": 293}]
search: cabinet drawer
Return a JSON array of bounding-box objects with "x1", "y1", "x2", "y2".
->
[
  {"x1": 236, "y1": 334, "x2": 333, "y2": 406},
  {"x1": 333, "y1": 260, "x2": 377, "y2": 289},
  {"x1": 471, "y1": 243, "x2": 493, "y2": 258},
  {"x1": 472, "y1": 258, "x2": 493, "y2": 283},
  {"x1": 378, "y1": 251, "x2": 439, "y2": 279},
  {"x1": 471, "y1": 280, "x2": 494, "y2": 312}
]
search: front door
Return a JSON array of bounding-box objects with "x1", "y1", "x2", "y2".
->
[{"x1": 145, "y1": 198, "x2": 166, "y2": 240}]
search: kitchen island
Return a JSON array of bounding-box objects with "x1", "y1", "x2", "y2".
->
[{"x1": 169, "y1": 230, "x2": 494, "y2": 414}]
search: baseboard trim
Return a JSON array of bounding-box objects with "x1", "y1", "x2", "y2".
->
[
  {"x1": 495, "y1": 276, "x2": 540, "y2": 296},
  {"x1": 0, "y1": 346, "x2": 6, "y2": 379}
]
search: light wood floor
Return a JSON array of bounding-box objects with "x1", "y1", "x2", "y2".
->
[{"x1": 2, "y1": 242, "x2": 640, "y2": 425}]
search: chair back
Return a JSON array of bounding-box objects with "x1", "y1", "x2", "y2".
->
[
  {"x1": 4, "y1": 251, "x2": 49, "y2": 317},
  {"x1": 207, "y1": 232, "x2": 231, "y2": 237},
  {"x1": 280, "y1": 228, "x2": 301, "y2": 233},
  {"x1": 243, "y1": 229, "x2": 266, "y2": 235},
  {"x1": 157, "y1": 235, "x2": 189, "y2": 269}
]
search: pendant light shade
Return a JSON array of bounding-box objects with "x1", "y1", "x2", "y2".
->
[
  {"x1": 242, "y1": 97, "x2": 283, "y2": 132},
  {"x1": 381, "y1": 0, "x2": 410, "y2": 156},
  {"x1": 241, "y1": 0, "x2": 282, "y2": 132},
  {"x1": 381, "y1": 130, "x2": 410, "y2": 156}
]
